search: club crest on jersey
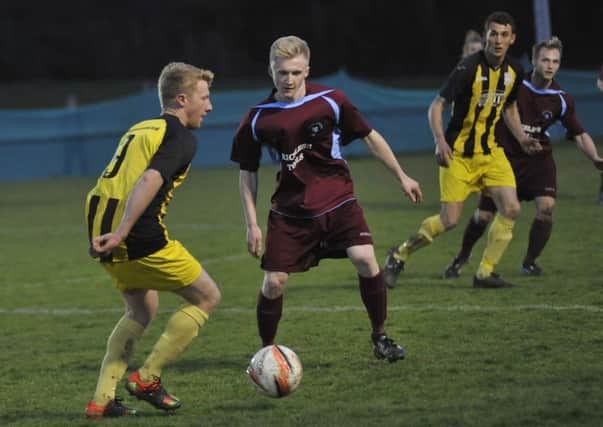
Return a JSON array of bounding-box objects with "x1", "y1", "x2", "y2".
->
[
  {"x1": 542, "y1": 110, "x2": 553, "y2": 120},
  {"x1": 308, "y1": 121, "x2": 324, "y2": 137},
  {"x1": 504, "y1": 72, "x2": 512, "y2": 86}
]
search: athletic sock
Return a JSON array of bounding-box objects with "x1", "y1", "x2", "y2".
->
[
  {"x1": 395, "y1": 215, "x2": 445, "y2": 261},
  {"x1": 358, "y1": 272, "x2": 387, "y2": 332},
  {"x1": 139, "y1": 304, "x2": 208, "y2": 381},
  {"x1": 523, "y1": 218, "x2": 552, "y2": 265},
  {"x1": 458, "y1": 216, "x2": 488, "y2": 261},
  {"x1": 92, "y1": 316, "x2": 145, "y2": 405},
  {"x1": 477, "y1": 214, "x2": 514, "y2": 279},
  {"x1": 256, "y1": 292, "x2": 283, "y2": 347}
]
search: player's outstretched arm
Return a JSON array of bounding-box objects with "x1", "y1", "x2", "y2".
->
[
  {"x1": 574, "y1": 132, "x2": 603, "y2": 171},
  {"x1": 90, "y1": 169, "x2": 164, "y2": 257},
  {"x1": 239, "y1": 170, "x2": 263, "y2": 258},
  {"x1": 362, "y1": 130, "x2": 423, "y2": 203},
  {"x1": 428, "y1": 96, "x2": 453, "y2": 167}
]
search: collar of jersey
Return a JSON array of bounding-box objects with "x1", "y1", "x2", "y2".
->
[
  {"x1": 255, "y1": 89, "x2": 335, "y2": 109},
  {"x1": 522, "y1": 79, "x2": 564, "y2": 95}
]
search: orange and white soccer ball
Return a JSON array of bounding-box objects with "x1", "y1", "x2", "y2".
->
[{"x1": 246, "y1": 344, "x2": 303, "y2": 398}]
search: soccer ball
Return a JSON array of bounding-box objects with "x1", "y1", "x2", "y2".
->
[{"x1": 246, "y1": 344, "x2": 303, "y2": 398}]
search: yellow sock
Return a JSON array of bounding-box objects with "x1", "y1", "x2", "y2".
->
[
  {"x1": 93, "y1": 316, "x2": 145, "y2": 405},
  {"x1": 476, "y1": 259, "x2": 495, "y2": 279},
  {"x1": 139, "y1": 304, "x2": 208, "y2": 381},
  {"x1": 396, "y1": 215, "x2": 445, "y2": 261},
  {"x1": 477, "y1": 214, "x2": 514, "y2": 279}
]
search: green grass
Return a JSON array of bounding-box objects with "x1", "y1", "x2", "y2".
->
[{"x1": 1, "y1": 142, "x2": 602, "y2": 426}]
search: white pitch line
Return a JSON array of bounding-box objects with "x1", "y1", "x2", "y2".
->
[
  {"x1": 0, "y1": 274, "x2": 108, "y2": 289},
  {"x1": 1, "y1": 304, "x2": 601, "y2": 316}
]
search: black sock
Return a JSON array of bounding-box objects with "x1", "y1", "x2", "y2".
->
[
  {"x1": 256, "y1": 291, "x2": 283, "y2": 346},
  {"x1": 459, "y1": 217, "x2": 488, "y2": 260},
  {"x1": 523, "y1": 218, "x2": 552, "y2": 265}
]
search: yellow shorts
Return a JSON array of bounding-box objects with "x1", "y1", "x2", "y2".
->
[
  {"x1": 440, "y1": 146, "x2": 516, "y2": 202},
  {"x1": 102, "y1": 240, "x2": 202, "y2": 292}
]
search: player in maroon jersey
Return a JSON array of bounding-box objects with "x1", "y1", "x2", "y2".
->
[
  {"x1": 443, "y1": 37, "x2": 603, "y2": 278},
  {"x1": 231, "y1": 35, "x2": 422, "y2": 362}
]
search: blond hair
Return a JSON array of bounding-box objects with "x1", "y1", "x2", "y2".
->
[
  {"x1": 158, "y1": 62, "x2": 214, "y2": 109},
  {"x1": 462, "y1": 29, "x2": 483, "y2": 57},
  {"x1": 269, "y1": 35, "x2": 310, "y2": 71},
  {"x1": 532, "y1": 36, "x2": 563, "y2": 61}
]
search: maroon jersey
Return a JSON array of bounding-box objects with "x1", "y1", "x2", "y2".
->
[
  {"x1": 231, "y1": 82, "x2": 372, "y2": 218},
  {"x1": 498, "y1": 76, "x2": 585, "y2": 158}
]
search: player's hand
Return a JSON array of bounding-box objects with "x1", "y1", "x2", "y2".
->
[
  {"x1": 435, "y1": 138, "x2": 453, "y2": 167},
  {"x1": 401, "y1": 176, "x2": 423, "y2": 204},
  {"x1": 519, "y1": 136, "x2": 543, "y2": 155},
  {"x1": 90, "y1": 232, "x2": 123, "y2": 257},
  {"x1": 593, "y1": 159, "x2": 603, "y2": 172},
  {"x1": 246, "y1": 224, "x2": 263, "y2": 259}
]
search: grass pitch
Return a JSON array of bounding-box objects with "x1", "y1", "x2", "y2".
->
[{"x1": 1, "y1": 142, "x2": 602, "y2": 426}]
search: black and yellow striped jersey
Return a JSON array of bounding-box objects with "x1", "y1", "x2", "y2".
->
[
  {"x1": 85, "y1": 114, "x2": 197, "y2": 262},
  {"x1": 440, "y1": 50, "x2": 523, "y2": 157}
]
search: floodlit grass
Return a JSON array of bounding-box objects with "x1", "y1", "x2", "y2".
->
[{"x1": 0, "y1": 142, "x2": 602, "y2": 426}]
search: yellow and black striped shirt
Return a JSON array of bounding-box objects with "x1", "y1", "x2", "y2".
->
[
  {"x1": 440, "y1": 51, "x2": 523, "y2": 157},
  {"x1": 85, "y1": 114, "x2": 197, "y2": 262}
]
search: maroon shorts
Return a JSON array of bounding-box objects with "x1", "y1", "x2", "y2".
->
[
  {"x1": 261, "y1": 200, "x2": 373, "y2": 273},
  {"x1": 510, "y1": 154, "x2": 557, "y2": 201},
  {"x1": 478, "y1": 154, "x2": 557, "y2": 211}
]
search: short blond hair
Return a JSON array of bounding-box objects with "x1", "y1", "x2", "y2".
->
[
  {"x1": 532, "y1": 36, "x2": 563, "y2": 61},
  {"x1": 158, "y1": 62, "x2": 214, "y2": 109},
  {"x1": 269, "y1": 35, "x2": 310, "y2": 70},
  {"x1": 462, "y1": 29, "x2": 483, "y2": 57}
]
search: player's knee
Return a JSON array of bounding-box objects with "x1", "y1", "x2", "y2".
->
[
  {"x1": 262, "y1": 272, "x2": 288, "y2": 297},
  {"x1": 537, "y1": 202, "x2": 555, "y2": 220},
  {"x1": 501, "y1": 201, "x2": 520, "y2": 220},
  {"x1": 177, "y1": 274, "x2": 221, "y2": 313},
  {"x1": 126, "y1": 308, "x2": 155, "y2": 328},
  {"x1": 352, "y1": 255, "x2": 379, "y2": 277},
  {"x1": 205, "y1": 282, "x2": 222, "y2": 311},
  {"x1": 440, "y1": 215, "x2": 459, "y2": 230},
  {"x1": 440, "y1": 209, "x2": 462, "y2": 229},
  {"x1": 197, "y1": 278, "x2": 221, "y2": 314},
  {"x1": 475, "y1": 209, "x2": 494, "y2": 225}
]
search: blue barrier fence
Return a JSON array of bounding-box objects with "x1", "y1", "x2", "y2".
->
[{"x1": 1, "y1": 70, "x2": 601, "y2": 181}]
